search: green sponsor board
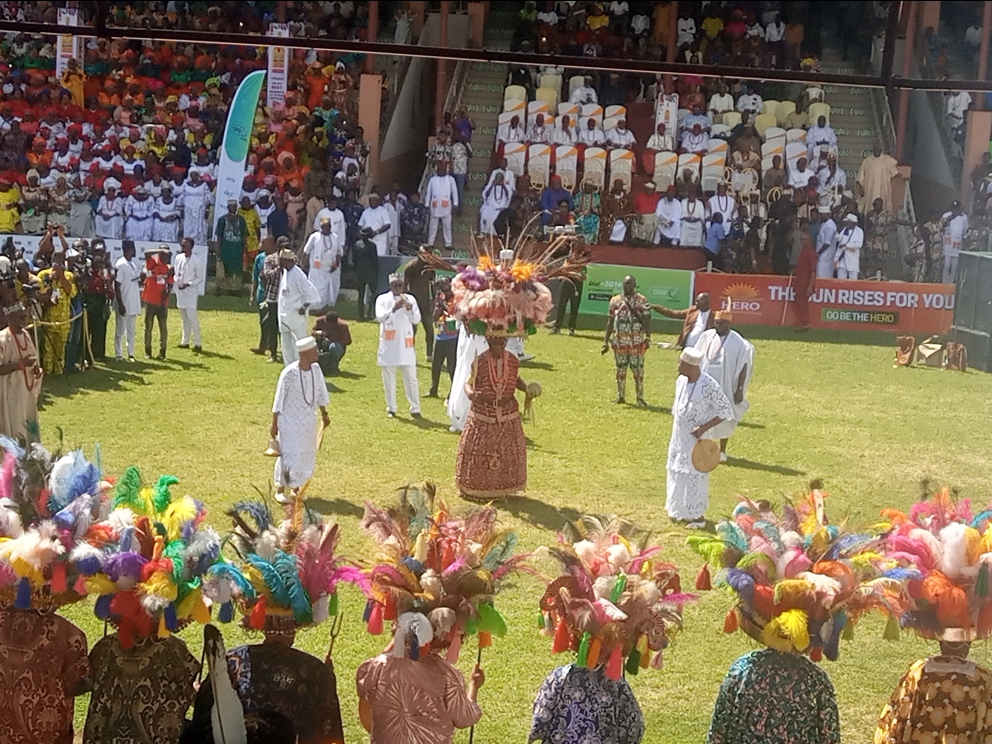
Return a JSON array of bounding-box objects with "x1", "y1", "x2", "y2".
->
[
  {"x1": 820, "y1": 308, "x2": 899, "y2": 325},
  {"x1": 582, "y1": 264, "x2": 694, "y2": 316}
]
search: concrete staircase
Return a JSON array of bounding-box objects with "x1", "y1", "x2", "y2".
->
[{"x1": 818, "y1": 48, "x2": 880, "y2": 184}]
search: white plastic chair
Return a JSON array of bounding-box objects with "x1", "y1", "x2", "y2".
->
[
  {"x1": 701, "y1": 161, "x2": 724, "y2": 194},
  {"x1": 535, "y1": 87, "x2": 558, "y2": 111},
  {"x1": 708, "y1": 139, "x2": 728, "y2": 158},
  {"x1": 776, "y1": 100, "x2": 797, "y2": 126},
  {"x1": 527, "y1": 144, "x2": 552, "y2": 190},
  {"x1": 609, "y1": 148, "x2": 634, "y2": 191},
  {"x1": 677, "y1": 152, "x2": 702, "y2": 180},
  {"x1": 652, "y1": 151, "x2": 678, "y2": 191},
  {"x1": 605, "y1": 105, "x2": 627, "y2": 121},
  {"x1": 710, "y1": 123, "x2": 731, "y2": 140},
  {"x1": 556, "y1": 145, "x2": 579, "y2": 191},
  {"x1": 568, "y1": 75, "x2": 586, "y2": 98},
  {"x1": 722, "y1": 111, "x2": 742, "y2": 129},
  {"x1": 503, "y1": 99, "x2": 525, "y2": 117},
  {"x1": 786, "y1": 128, "x2": 807, "y2": 143},
  {"x1": 809, "y1": 101, "x2": 831, "y2": 125},
  {"x1": 806, "y1": 86, "x2": 825, "y2": 103},
  {"x1": 539, "y1": 74, "x2": 562, "y2": 97},
  {"x1": 504, "y1": 142, "x2": 527, "y2": 177},
  {"x1": 761, "y1": 99, "x2": 780, "y2": 116},
  {"x1": 753, "y1": 113, "x2": 778, "y2": 140},
  {"x1": 583, "y1": 147, "x2": 608, "y2": 190},
  {"x1": 786, "y1": 141, "x2": 807, "y2": 170},
  {"x1": 558, "y1": 102, "x2": 579, "y2": 120},
  {"x1": 580, "y1": 103, "x2": 604, "y2": 126},
  {"x1": 527, "y1": 100, "x2": 551, "y2": 124},
  {"x1": 504, "y1": 84, "x2": 527, "y2": 104},
  {"x1": 764, "y1": 126, "x2": 786, "y2": 143}
]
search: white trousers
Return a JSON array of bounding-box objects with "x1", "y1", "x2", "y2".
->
[
  {"x1": 280, "y1": 314, "x2": 309, "y2": 365},
  {"x1": 308, "y1": 269, "x2": 341, "y2": 309},
  {"x1": 114, "y1": 312, "x2": 137, "y2": 358},
  {"x1": 381, "y1": 364, "x2": 421, "y2": 414},
  {"x1": 836, "y1": 267, "x2": 857, "y2": 280},
  {"x1": 942, "y1": 254, "x2": 959, "y2": 284},
  {"x1": 179, "y1": 307, "x2": 201, "y2": 346},
  {"x1": 428, "y1": 213, "x2": 453, "y2": 248}
]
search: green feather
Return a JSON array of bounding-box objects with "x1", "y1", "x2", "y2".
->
[
  {"x1": 686, "y1": 534, "x2": 728, "y2": 565},
  {"x1": 476, "y1": 602, "x2": 508, "y2": 637},
  {"x1": 113, "y1": 466, "x2": 143, "y2": 510},
  {"x1": 274, "y1": 551, "x2": 312, "y2": 624},
  {"x1": 163, "y1": 539, "x2": 186, "y2": 583},
  {"x1": 152, "y1": 475, "x2": 180, "y2": 514},
  {"x1": 482, "y1": 533, "x2": 519, "y2": 572}
]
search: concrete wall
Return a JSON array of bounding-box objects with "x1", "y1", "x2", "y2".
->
[{"x1": 906, "y1": 89, "x2": 959, "y2": 217}]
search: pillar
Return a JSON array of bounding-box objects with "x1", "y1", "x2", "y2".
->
[
  {"x1": 359, "y1": 74, "x2": 383, "y2": 182},
  {"x1": 896, "y1": 1, "x2": 917, "y2": 162},
  {"x1": 467, "y1": 1, "x2": 485, "y2": 49},
  {"x1": 409, "y1": 1, "x2": 426, "y2": 37},
  {"x1": 276, "y1": 1, "x2": 286, "y2": 23},
  {"x1": 979, "y1": 1, "x2": 992, "y2": 109},
  {"x1": 435, "y1": 1, "x2": 449, "y2": 129},
  {"x1": 961, "y1": 109, "x2": 992, "y2": 205},
  {"x1": 919, "y1": 0, "x2": 941, "y2": 37},
  {"x1": 664, "y1": 1, "x2": 679, "y2": 94},
  {"x1": 364, "y1": 1, "x2": 379, "y2": 74}
]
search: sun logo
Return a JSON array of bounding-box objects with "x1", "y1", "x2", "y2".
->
[{"x1": 721, "y1": 283, "x2": 762, "y2": 312}]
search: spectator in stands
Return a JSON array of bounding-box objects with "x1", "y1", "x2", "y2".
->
[
  {"x1": 703, "y1": 212, "x2": 726, "y2": 269},
  {"x1": 941, "y1": 201, "x2": 969, "y2": 283},
  {"x1": 541, "y1": 175, "x2": 574, "y2": 225},
  {"x1": 654, "y1": 185, "x2": 682, "y2": 246},
  {"x1": 708, "y1": 82, "x2": 735, "y2": 123},
  {"x1": 815, "y1": 154, "x2": 846, "y2": 207},
  {"x1": 945, "y1": 87, "x2": 973, "y2": 138},
  {"x1": 486, "y1": 157, "x2": 517, "y2": 195},
  {"x1": 598, "y1": 72, "x2": 627, "y2": 108},
  {"x1": 630, "y1": 181, "x2": 660, "y2": 245},
  {"x1": 788, "y1": 157, "x2": 814, "y2": 190},
  {"x1": 606, "y1": 119, "x2": 636, "y2": 150},
  {"x1": 527, "y1": 114, "x2": 551, "y2": 145},
  {"x1": 554, "y1": 115, "x2": 577, "y2": 145},
  {"x1": 94, "y1": 179, "x2": 124, "y2": 239},
  {"x1": 680, "y1": 189, "x2": 705, "y2": 249},
  {"x1": 400, "y1": 192, "x2": 429, "y2": 250},
  {"x1": 497, "y1": 115, "x2": 525, "y2": 148},
  {"x1": 835, "y1": 213, "x2": 864, "y2": 279},
  {"x1": 806, "y1": 116, "x2": 837, "y2": 163},
  {"x1": 645, "y1": 123, "x2": 676, "y2": 163},
  {"x1": 600, "y1": 178, "x2": 631, "y2": 244},
  {"x1": 763, "y1": 154, "x2": 788, "y2": 197},
  {"x1": 784, "y1": 99, "x2": 810, "y2": 129},
  {"x1": 675, "y1": 167, "x2": 700, "y2": 199},
  {"x1": 680, "y1": 124, "x2": 709, "y2": 156},
  {"x1": 427, "y1": 130, "x2": 454, "y2": 173},
  {"x1": 480, "y1": 172, "x2": 512, "y2": 236},
  {"x1": 736, "y1": 84, "x2": 762, "y2": 117},
  {"x1": 450, "y1": 132, "x2": 473, "y2": 216},
  {"x1": 570, "y1": 76, "x2": 599, "y2": 105},
  {"x1": 677, "y1": 8, "x2": 697, "y2": 47},
  {"x1": 730, "y1": 143, "x2": 760, "y2": 192},
  {"x1": 765, "y1": 11, "x2": 785, "y2": 61},
  {"x1": 731, "y1": 118, "x2": 762, "y2": 159},
  {"x1": 682, "y1": 105, "x2": 712, "y2": 135},
  {"x1": 856, "y1": 145, "x2": 901, "y2": 212},
  {"x1": 784, "y1": 16, "x2": 805, "y2": 68},
  {"x1": 579, "y1": 117, "x2": 606, "y2": 149},
  {"x1": 574, "y1": 181, "x2": 601, "y2": 244},
  {"x1": 708, "y1": 183, "x2": 738, "y2": 227},
  {"x1": 382, "y1": 189, "x2": 404, "y2": 253}
]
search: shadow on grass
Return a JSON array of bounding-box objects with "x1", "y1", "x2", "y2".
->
[
  {"x1": 519, "y1": 359, "x2": 555, "y2": 371},
  {"x1": 185, "y1": 348, "x2": 236, "y2": 361},
  {"x1": 306, "y1": 497, "x2": 364, "y2": 519},
  {"x1": 737, "y1": 419, "x2": 765, "y2": 429},
  {"x1": 503, "y1": 495, "x2": 581, "y2": 532},
  {"x1": 38, "y1": 365, "x2": 150, "y2": 405},
  {"x1": 332, "y1": 369, "x2": 365, "y2": 380},
  {"x1": 396, "y1": 415, "x2": 451, "y2": 432},
  {"x1": 727, "y1": 457, "x2": 805, "y2": 476}
]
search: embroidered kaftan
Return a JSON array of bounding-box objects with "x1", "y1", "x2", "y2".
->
[{"x1": 273, "y1": 361, "x2": 330, "y2": 489}]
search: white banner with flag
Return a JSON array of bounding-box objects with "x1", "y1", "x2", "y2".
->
[
  {"x1": 267, "y1": 23, "x2": 290, "y2": 107},
  {"x1": 55, "y1": 8, "x2": 80, "y2": 80},
  {"x1": 215, "y1": 70, "x2": 267, "y2": 213}
]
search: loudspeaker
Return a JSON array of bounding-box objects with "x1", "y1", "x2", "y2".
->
[{"x1": 953, "y1": 252, "x2": 992, "y2": 372}]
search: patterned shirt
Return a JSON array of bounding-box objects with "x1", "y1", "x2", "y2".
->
[
  {"x1": 400, "y1": 202, "x2": 430, "y2": 245},
  {"x1": 874, "y1": 655, "x2": 992, "y2": 744},
  {"x1": 608, "y1": 292, "x2": 651, "y2": 351},
  {"x1": 529, "y1": 664, "x2": 644, "y2": 744},
  {"x1": 707, "y1": 649, "x2": 840, "y2": 744}
]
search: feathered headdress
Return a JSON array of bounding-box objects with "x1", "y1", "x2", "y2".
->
[
  {"x1": 538, "y1": 515, "x2": 693, "y2": 680},
  {"x1": 83, "y1": 466, "x2": 220, "y2": 648},
  {"x1": 0, "y1": 438, "x2": 111, "y2": 611},
  {"x1": 227, "y1": 500, "x2": 365, "y2": 632},
  {"x1": 688, "y1": 489, "x2": 908, "y2": 661},
  {"x1": 360, "y1": 483, "x2": 530, "y2": 661},
  {"x1": 877, "y1": 485, "x2": 992, "y2": 640},
  {"x1": 418, "y1": 231, "x2": 588, "y2": 337}
]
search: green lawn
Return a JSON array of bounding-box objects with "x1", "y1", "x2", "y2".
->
[{"x1": 40, "y1": 296, "x2": 992, "y2": 743}]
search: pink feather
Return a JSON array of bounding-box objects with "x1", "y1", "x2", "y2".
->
[
  {"x1": 627, "y1": 546, "x2": 664, "y2": 575},
  {"x1": 443, "y1": 557, "x2": 469, "y2": 577},
  {"x1": 360, "y1": 502, "x2": 405, "y2": 545},
  {"x1": 662, "y1": 591, "x2": 700, "y2": 606},
  {"x1": 492, "y1": 553, "x2": 537, "y2": 582},
  {"x1": 0, "y1": 453, "x2": 14, "y2": 500},
  {"x1": 783, "y1": 549, "x2": 813, "y2": 578},
  {"x1": 329, "y1": 565, "x2": 370, "y2": 595},
  {"x1": 888, "y1": 535, "x2": 938, "y2": 570}
]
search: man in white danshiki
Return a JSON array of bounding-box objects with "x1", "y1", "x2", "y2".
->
[
  {"x1": 303, "y1": 216, "x2": 343, "y2": 311},
  {"x1": 181, "y1": 169, "x2": 212, "y2": 244},
  {"x1": 941, "y1": 200, "x2": 969, "y2": 284},
  {"x1": 816, "y1": 207, "x2": 839, "y2": 279},
  {"x1": 375, "y1": 273, "x2": 422, "y2": 419},
  {"x1": 666, "y1": 347, "x2": 733, "y2": 527},
  {"x1": 693, "y1": 310, "x2": 753, "y2": 462},
  {"x1": 654, "y1": 186, "x2": 682, "y2": 245},
  {"x1": 173, "y1": 237, "x2": 203, "y2": 352},
  {"x1": 680, "y1": 192, "x2": 706, "y2": 248},
  {"x1": 834, "y1": 213, "x2": 864, "y2": 280},
  {"x1": 276, "y1": 245, "x2": 321, "y2": 365},
  {"x1": 152, "y1": 184, "x2": 182, "y2": 243},
  {"x1": 95, "y1": 178, "x2": 125, "y2": 240},
  {"x1": 447, "y1": 324, "x2": 489, "y2": 433},
  {"x1": 425, "y1": 161, "x2": 459, "y2": 250},
  {"x1": 270, "y1": 336, "x2": 330, "y2": 503},
  {"x1": 606, "y1": 119, "x2": 636, "y2": 150},
  {"x1": 123, "y1": 185, "x2": 155, "y2": 241},
  {"x1": 479, "y1": 172, "x2": 512, "y2": 235},
  {"x1": 806, "y1": 115, "x2": 837, "y2": 163},
  {"x1": 706, "y1": 183, "x2": 738, "y2": 228}
]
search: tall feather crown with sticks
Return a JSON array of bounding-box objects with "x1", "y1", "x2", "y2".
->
[
  {"x1": 876, "y1": 484, "x2": 992, "y2": 641},
  {"x1": 82, "y1": 466, "x2": 224, "y2": 648},
  {"x1": 537, "y1": 515, "x2": 693, "y2": 680},
  {"x1": 360, "y1": 483, "x2": 531, "y2": 661},
  {"x1": 226, "y1": 500, "x2": 367, "y2": 632},
  {"x1": 0, "y1": 437, "x2": 111, "y2": 611},
  {"x1": 688, "y1": 487, "x2": 910, "y2": 661},
  {"x1": 418, "y1": 231, "x2": 588, "y2": 337}
]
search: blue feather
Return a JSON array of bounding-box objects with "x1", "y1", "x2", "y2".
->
[
  {"x1": 231, "y1": 502, "x2": 272, "y2": 533},
  {"x1": 752, "y1": 520, "x2": 783, "y2": 553},
  {"x1": 401, "y1": 556, "x2": 425, "y2": 577},
  {"x1": 717, "y1": 521, "x2": 749, "y2": 553},
  {"x1": 68, "y1": 461, "x2": 100, "y2": 501},
  {"x1": 206, "y1": 562, "x2": 256, "y2": 601},
  {"x1": 824, "y1": 612, "x2": 846, "y2": 661},
  {"x1": 972, "y1": 510, "x2": 992, "y2": 529},
  {"x1": 274, "y1": 551, "x2": 312, "y2": 623},
  {"x1": 0, "y1": 436, "x2": 24, "y2": 459},
  {"x1": 883, "y1": 567, "x2": 923, "y2": 581},
  {"x1": 247, "y1": 553, "x2": 290, "y2": 607},
  {"x1": 824, "y1": 533, "x2": 873, "y2": 560},
  {"x1": 118, "y1": 526, "x2": 134, "y2": 553},
  {"x1": 724, "y1": 568, "x2": 755, "y2": 604}
]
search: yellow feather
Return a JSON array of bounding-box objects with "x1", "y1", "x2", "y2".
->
[
  {"x1": 138, "y1": 486, "x2": 155, "y2": 515},
  {"x1": 177, "y1": 585, "x2": 202, "y2": 618},
  {"x1": 763, "y1": 608, "x2": 810, "y2": 653},
  {"x1": 162, "y1": 495, "x2": 198, "y2": 542},
  {"x1": 86, "y1": 574, "x2": 118, "y2": 595},
  {"x1": 139, "y1": 572, "x2": 178, "y2": 601},
  {"x1": 774, "y1": 579, "x2": 817, "y2": 605},
  {"x1": 981, "y1": 526, "x2": 992, "y2": 556},
  {"x1": 966, "y1": 527, "x2": 983, "y2": 565},
  {"x1": 245, "y1": 566, "x2": 273, "y2": 600}
]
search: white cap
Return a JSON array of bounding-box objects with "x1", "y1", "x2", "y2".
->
[
  {"x1": 680, "y1": 347, "x2": 704, "y2": 366},
  {"x1": 844, "y1": 213, "x2": 858, "y2": 222},
  {"x1": 295, "y1": 336, "x2": 317, "y2": 352}
]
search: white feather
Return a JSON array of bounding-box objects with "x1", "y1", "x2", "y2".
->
[
  {"x1": 0, "y1": 503, "x2": 22, "y2": 538},
  {"x1": 185, "y1": 527, "x2": 220, "y2": 562},
  {"x1": 780, "y1": 531, "x2": 804, "y2": 550},
  {"x1": 939, "y1": 523, "x2": 971, "y2": 580},
  {"x1": 592, "y1": 575, "x2": 616, "y2": 601},
  {"x1": 798, "y1": 571, "x2": 843, "y2": 605},
  {"x1": 255, "y1": 531, "x2": 278, "y2": 562},
  {"x1": 205, "y1": 625, "x2": 247, "y2": 744},
  {"x1": 312, "y1": 594, "x2": 329, "y2": 625},
  {"x1": 107, "y1": 508, "x2": 136, "y2": 534},
  {"x1": 606, "y1": 543, "x2": 631, "y2": 572}
]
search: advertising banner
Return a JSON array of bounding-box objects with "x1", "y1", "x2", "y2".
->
[
  {"x1": 55, "y1": 8, "x2": 79, "y2": 80},
  {"x1": 216, "y1": 70, "x2": 267, "y2": 211},
  {"x1": 266, "y1": 23, "x2": 290, "y2": 106},
  {"x1": 583, "y1": 264, "x2": 694, "y2": 316},
  {"x1": 694, "y1": 273, "x2": 955, "y2": 334}
]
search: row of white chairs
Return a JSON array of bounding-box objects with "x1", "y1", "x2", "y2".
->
[
  {"x1": 497, "y1": 112, "x2": 633, "y2": 141},
  {"x1": 499, "y1": 143, "x2": 634, "y2": 192},
  {"x1": 503, "y1": 73, "x2": 605, "y2": 112},
  {"x1": 501, "y1": 99, "x2": 626, "y2": 127}
]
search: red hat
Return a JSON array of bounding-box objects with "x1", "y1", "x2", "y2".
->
[{"x1": 196, "y1": 147, "x2": 208, "y2": 156}]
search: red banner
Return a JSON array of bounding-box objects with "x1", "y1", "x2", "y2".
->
[{"x1": 693, "y1": 274, "x2": 955, "y2": 334}]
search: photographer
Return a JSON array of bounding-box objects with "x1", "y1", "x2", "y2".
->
[
  {"x1": 36, "y1": 250, "x2": 77, "y2": 375},
  {"x1": 82, "y1": 241, "x2": 114, "y2": 363}
]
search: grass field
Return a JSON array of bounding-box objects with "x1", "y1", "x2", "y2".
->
[{"x1": 38, "y1": 296, "x2": 992, "y2": 743}]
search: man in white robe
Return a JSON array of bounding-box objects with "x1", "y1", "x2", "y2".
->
[
  {"x1": 856, "y1": 145, "x2": 901, "y2": 212},
  {"x1": 95, "y1": 179, "x2": 125, "y2": 239},
  {"x1": 680, "y1": 193, "x2": 706, "y2": 248},
  {"x1": 496, "y1": 115, "x2": 525, "y2": 146},
  {"x1": 693, "y1": 311, "x2": 753, "y2": 462},
  {"x1": 816, "y1": 209, "x2": 839, "y2": 279},
  {"x1": 484, "y1": 158, "x2": 517, "y2": 195},
  {"x1": 707, "y1": 183, "x2": 737, "y2": 227},
  {"x1": 446, "y1": 324, "x2": 488, "y2": 433},
  {"x1": 123, "y1": 186, "x2": 155, "y2": 241},
  {"x1": 0, "y1": 302, "x2": 42, "y2": 442},
  {"x1": 277, "y1": 247, "x2": 321, "y2": 365},
  {"x1": 479, "y1": 173, "x2": 512, "y2": 235},
  {"x1": 152, "y1": 185, "x2": 182, "y2": 242},
  {"x1": 569, "y1": 76, "x2": 598, "y2": 104},
  {"x1": 181, "y1": 169, "x2": 212, "y2": 244},
  {"x1": 270, "y1": 336, "x2": 330, "y2": 502},
  {"x1": 654, "y1": 188, "x2": 682, "y2": 245},
  {"x1": 666, "y1": 347, "x2": 733, "y2": 527},
  {"x1": 358, "y1": 193, "x2": 392, "y2": 257},
  {"x1": 578, "y1": 118, "x2": 606, "y2": 147},
  {"x1": 941, "y1": 201, "x2": 969, "y2": 283},
  {"x1": 375, "y1": 273, "x2": 422, "y2": 418},
  {"x1": 302, "y1": 216, "x2": 343, "y2": 310},
  {"x1": 834, "y1": 213, "x2": 864, "y2": 279},
  {"x1": 425, "y1": 162, "x2": 459, "y2": 250},
  {"x1": 606, "y1": 120, "x2": 636, "y2": 150},
  {"x1": 113, "y1": 241, "x2": 141, "y2": 361},
  {"x1": 173, "y1": 237, "x2": 203, "y2": 351},
  {"x1": 806, "y1": 116, "x2": 837, "y2": 162}
]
